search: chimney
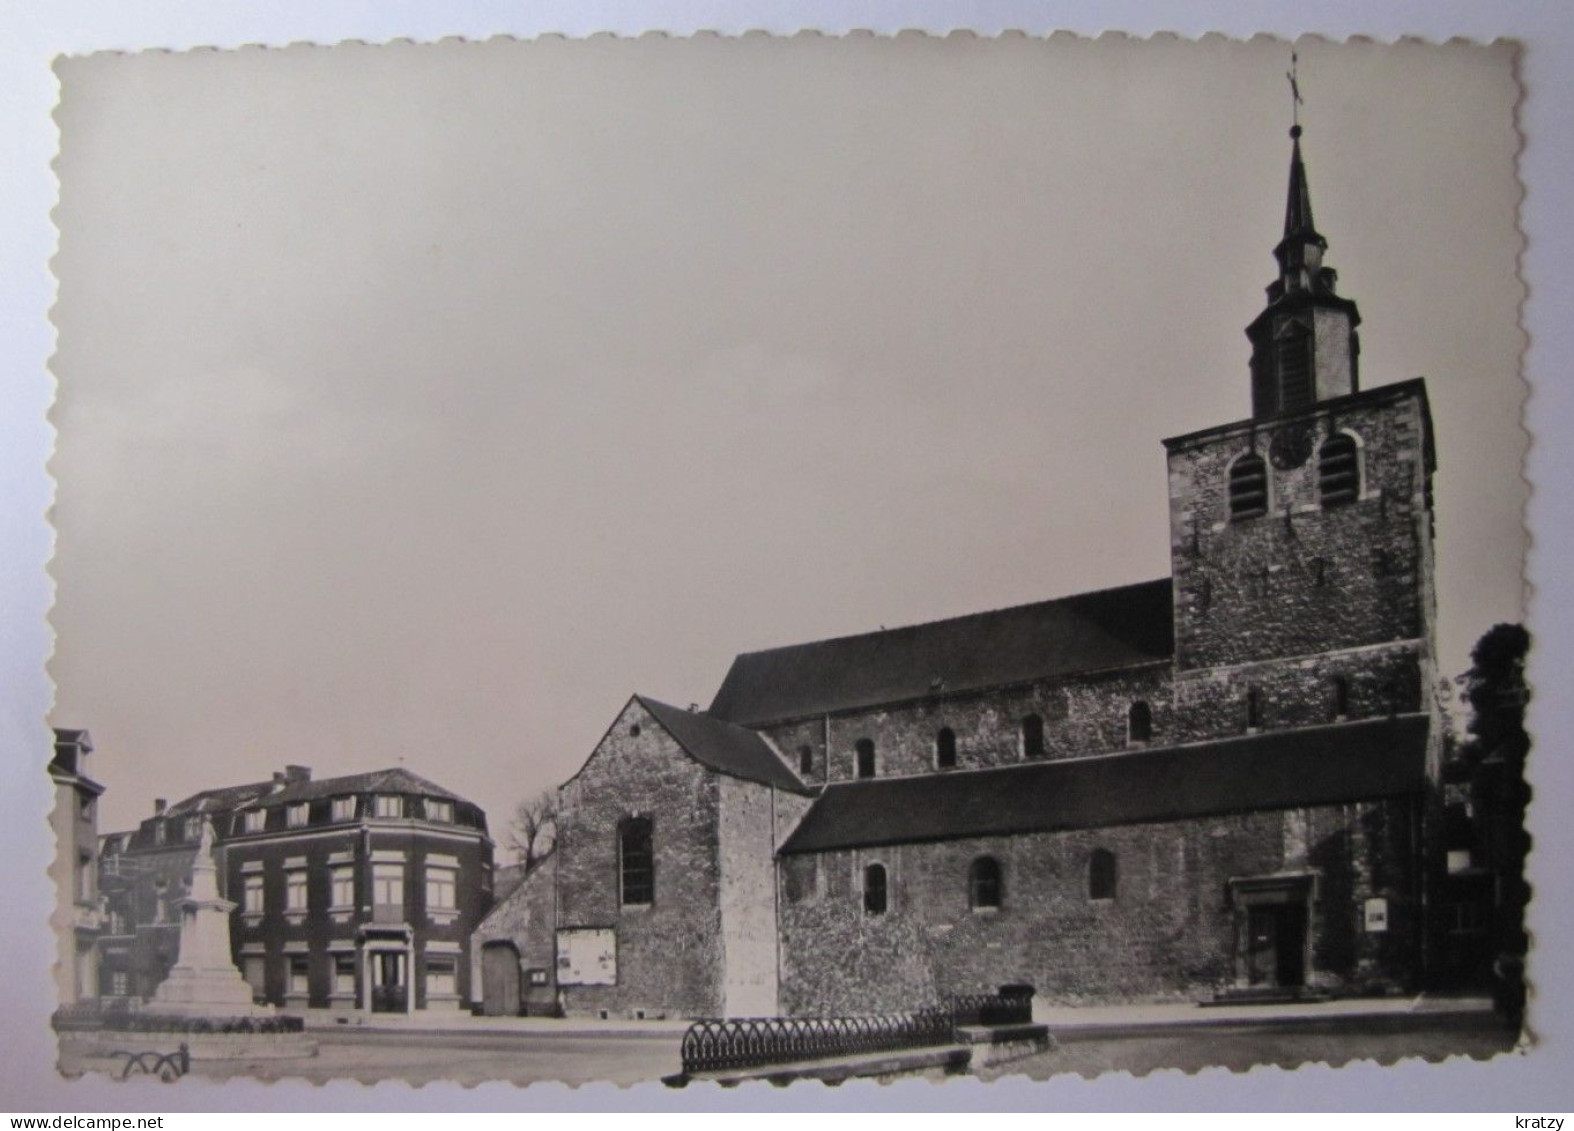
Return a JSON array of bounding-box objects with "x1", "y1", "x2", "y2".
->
[
  {"x1": 285, "y1": 764, "x2": 312, "y2": 783},
  {"x1": 153, "y1": 798, "x2": 166, "y2": 815}
]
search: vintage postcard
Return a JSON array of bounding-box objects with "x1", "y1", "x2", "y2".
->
[{"x1": 40, "y1": 29, "x2": 1535, "y2": 1098}]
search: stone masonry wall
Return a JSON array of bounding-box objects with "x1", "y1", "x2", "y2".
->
[
  {"x1": 778, "y1": 798, "x2": 1421, "y2": 1015},
  {"x1": 555, "y1": 698, "x2": 723, "y2": 1019},
  {"x1": 1167, "y1": 388, "x2": 1434, "y2": 671},
  {"x1": 470, "y1": 851, "x2": 557, "y2": 1014}
]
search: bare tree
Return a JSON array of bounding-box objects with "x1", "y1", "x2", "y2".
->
[{"x1": 507, "y1": 789, "x2": 559, "y2": 872}]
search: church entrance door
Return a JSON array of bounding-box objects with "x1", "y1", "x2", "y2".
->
[{"x1": 1246, "y1": 903, "x2": 1308, "y2": 988}]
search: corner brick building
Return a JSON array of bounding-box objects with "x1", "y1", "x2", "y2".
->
[
  {"x1": 100, "y1": 766, "x2": 493, "y2": 1015},
  {"x1": 474, "y1": 127, "x2": 1445, "y2": 1018}
]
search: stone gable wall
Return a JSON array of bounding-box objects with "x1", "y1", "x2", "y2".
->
[{"x1": 555, "y1": 699, "x2": 723, "y2": 1018}]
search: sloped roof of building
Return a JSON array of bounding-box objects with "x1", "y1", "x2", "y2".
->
[
  {"x1": 163, "y1": 780, "x2": 276, "y2": 817},
  {"x1": 708, "y1": 579, "x2": 1175, "y2": 725},
  {"x1": 779, "y1": 714, "x2": 1430, "y2": 854},
  {"x1": 247, "y1": 767, "x2": 466, "y2": 808},
  {"x1": 637, "y1": 696, "x2": 813, "y2": 795}
]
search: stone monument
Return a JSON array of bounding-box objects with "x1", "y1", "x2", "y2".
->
[{"x1": 144, "y1": 816, "x2": 275, "y2": 1017}]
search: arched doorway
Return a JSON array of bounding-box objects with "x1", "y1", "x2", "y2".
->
[{"x1": 480, "y1": 941, "x2": 521, "y2": 1017}]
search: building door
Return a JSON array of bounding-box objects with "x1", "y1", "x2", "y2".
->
[
  {"x1": 1246, "y1": 904, "x2": 1308, "y2": 988},
  {"x1": 480, "y1": 942, "x2": 521, "y2": 1017},
  {"x1": 370, "y1": 951, "x2": 407, "y2": 1013}
]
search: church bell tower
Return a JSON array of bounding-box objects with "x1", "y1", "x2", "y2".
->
[{"x1": 1246, "y1": 124, "x2": 1362, "y2": 418}]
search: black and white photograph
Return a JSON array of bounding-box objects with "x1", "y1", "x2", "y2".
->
[{"x1": 17, "y1": 20, "x2": 1557, "y2": 1106}]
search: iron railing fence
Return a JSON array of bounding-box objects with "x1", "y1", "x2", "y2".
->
[
  {"x1": 679, "y1": 993, "x2": 1033, "y2": 1075},
  {"x1": 680, "y1": 1010, "x2": 955, "y2": 1075}
]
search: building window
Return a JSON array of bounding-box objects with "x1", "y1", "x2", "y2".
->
[
  {"x1": 798, "y1": 745, "x2": 813, "y2": 776},
  {"x1": 333, "y1": 955, "x2": 356, "y2": 995},
  {"x1": 372, "y1": 863, "x2": 405, "y2": 915},
  {"x1": 1332, "y1": 676, "x2": 1351, "y2": 721},
  {"x1": 854, "y1": 738, "x2": 876, "y2": 779},
  {"x1": 374, "y1": 795, "x2": 404, "y2": 819},
  {"x1": 288, "y1": 956, "x2": 310, "y2": 996},
  {"x1": 286, "y1": 803, "x2": 309, "y2": 828},
  {"x1": 863, "y1": 863, "x2": 888, "y2": 916},
  {"x1": 936, "y1": 727, "x2": 957, "y2": 769},
  {"x1": 243, "y1": 875, "x2": 264, "y2": 915},
  {"x1": 110, "y1": 970, "x2": 129, "y2": 996},
  {"x1": 619, "y1": 817, "x2": 654, "y2": 906},
  {"x1": 969, "y1": 856, "x2": 1002, "y2": 911},
  {"x1": 1228, "y1": 452, "x2": 1269, "y2": 521},
  {"x1": 1127, "y1": 701, "x2": 1153, "y2": 745},
  {"x1": 1089, "y1": 849, "x2": 1118, "y2": 901},
  {"x1": 1245, "y1": 686, "x2": 1263, "y2": 732},
  {"x1": 426, "y1": 866, "x2": 457, "y2": 912},
  {"x1": 527, "y1": 968, "x2": 550, "y2": 987},
  {"x1": 1021, "y1": 714, "x2": 1046, "y2": 760},
  {"x1": 426, "y1": 957, "x2": 457, "y2": 997},
  {"x1": 243, "y1": 810, "x2": 265, "y2": 834},
  {"x1": 183, "y1": 816, "x2": 201, "y2": 841},
  {"x1": 427, "y1": 799, "x2": 453, "y2": 824},
  {"x1": 153, "y1": 822, "x2": 167, "y2": 845},
  {"x1": 80, "y1": 794, "x2": 95, "y2": 820},
  {"x1": 331, "y1": 796, "x2": 356, "y2": 822},
  {"x1": 285, "y1": 871, "x2": 308, "y2": 913},
  {"x1": 330, "y1": 866, "x2": 355, "y2": 910},
  {"x1": 1319, "y1": 433, "x2": 1360, "y2": 507}
]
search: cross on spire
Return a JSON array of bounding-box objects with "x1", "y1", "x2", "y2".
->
[{"x1": 1287, "y1": 50, "x2": 1303, "y2": 132}]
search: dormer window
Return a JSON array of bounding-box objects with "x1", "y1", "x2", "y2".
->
[
  {"x1": 286, "y1": 803, "x2": 309, "y2": 828},
  {"x1": 331, "y1": 796, "x2": 355, "y2": 822},
  {"x1": 242, "y1": 810, "x2": 265, "y2": 834},
  {"x1": 184, "y1": 816, "x2": 201, "y2": 841},
  {"x1": 153, "y1": 822, "x2": 166, "y2": 845},
  {"x1": 427, "y1": 799, "x2": 453, "y2": 824},
  {"x1": 374, "y1": 795, "x2": 404, "y2": 819},
  {"x1": 1229, "y1": 453, "x2": 1269, "y2": 521}
]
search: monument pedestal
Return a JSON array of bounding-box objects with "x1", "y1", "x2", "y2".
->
[{"x1": 143, "y1": 817, "x2": 277, "y2": 1018}]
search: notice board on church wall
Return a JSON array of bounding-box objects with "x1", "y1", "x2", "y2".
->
[{"x1": 556, "y1": 927, "x2": 616, "y2": 985}]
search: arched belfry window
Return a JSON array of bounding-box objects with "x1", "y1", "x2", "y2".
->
[
  {"x1": 936, "y1": 727, "x2": 957, "y2": 770},
  {"x1": 1127, "y1": 701, "x2": 1153, "y2": 745},
  {"x1": 619, "y1": 817, "x2": 654, "y2": 906},
  {"x1": 1228, "y1": 453, "x2": 1269, "y2": 521},
  {"x1": 1021, "y1": 714, "x2": 1046, "y2": 760},
  {"x1": 855, "y1": 738, "x2": 876, "y2": 779},
  {"x1": 1089, "y1": 849, "x2": 1118, "y2": 901},
  {"x1": 863, "y1": 863, "x2": 888, "y2": 915},
  {"x1": 969, "y1": 857, "x2": 1002, "y2": 910},
  {"x1": 1319, "y1": 433, "x2": 1360, "y2": 507}
]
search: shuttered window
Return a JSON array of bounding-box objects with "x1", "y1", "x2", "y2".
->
[
  {"x1": 1319, "y1": 433, "x2": 1360, "y2": 506},
  {"x1": 1229, "y1": 453, "x2": 1269, "y2": 520}
]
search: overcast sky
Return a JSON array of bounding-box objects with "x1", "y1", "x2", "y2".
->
[{"x1": 49, "y1": 34, "x2": 1524, "y2": 838}]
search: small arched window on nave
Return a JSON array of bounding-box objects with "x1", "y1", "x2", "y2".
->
[
  {"x1": 863, "y1": 863, "x2": 888, "y2": 915},
  {"x1": 1319, "y1": 432, "x2": 1360, "y2": 507},
  {"x1": 1021, "y1": 714, "x2": 1046, "y2": 760},
  {"x1": 1127, "y1": 701, "x2": 1153, "y2": 746},
  {"x1": 936, "y1": 727, "x2": 957, "y2": 770}
]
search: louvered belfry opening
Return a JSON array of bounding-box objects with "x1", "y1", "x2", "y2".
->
[
  {"x1": 1319, "y1": 433, "x2": 1359, "y2": 506},
  {"x1": 1229, "y1": 453, "x2": 1269, "y2": 520},
  {"x1": 1276, "y1": 327, "x2": 1314, "y2": 411}
]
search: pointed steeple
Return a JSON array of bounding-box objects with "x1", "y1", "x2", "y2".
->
[{"x1": 1246, "y1": 116, "x2": 1361, "y2": 420}]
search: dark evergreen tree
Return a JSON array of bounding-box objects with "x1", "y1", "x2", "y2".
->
[{"x1": 1457, "y1": 623, "x2": 1531, "y2": 1025}]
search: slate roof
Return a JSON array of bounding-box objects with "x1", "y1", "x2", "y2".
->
[
  {"x1": 637, "y1": 696, "x2": 813, "y2": 795},
  {"x1": 163, "y1": 781, "x2": 276, "y2": 817},
  {"x1": 779, "y1": 714, "x2": 1430, "y2": 854},
  {"x1": 246, "y1": 767, "x2": 466, "y2": 808},
  {"x1": 708, "y1": 579, "x2": 1175, "y2": 725}
]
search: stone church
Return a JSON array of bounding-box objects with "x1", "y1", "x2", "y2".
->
[{"x1": 471, "y1": 125, "x2": 1444, "y2": 1019}]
